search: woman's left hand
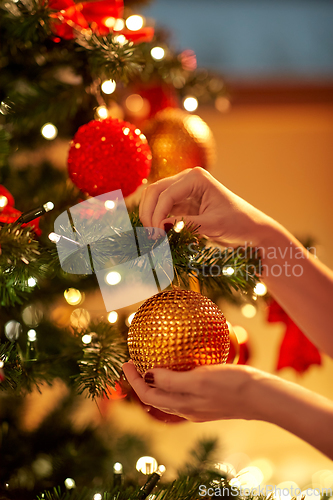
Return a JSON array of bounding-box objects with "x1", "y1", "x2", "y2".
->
[{"x1": 122, "y1": 361, "x2": 262, "y2": 422}]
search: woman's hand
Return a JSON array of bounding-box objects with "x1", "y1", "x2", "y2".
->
[
  {"x1": 139, "y1": 167, "x2": 274, "y2": 247},
  {"x1": 122, "y1": 361, "x2": 261, "y2": 422},
  {"x1": 122, "y1": 361, "x2": 333, "y2": 459}
]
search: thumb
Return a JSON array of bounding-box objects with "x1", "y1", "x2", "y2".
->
[{"x1": 144, "y1": 367, "x2": 196, "y2": 394}]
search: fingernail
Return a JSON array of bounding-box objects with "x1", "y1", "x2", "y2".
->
[
  {"x1": 144, "y1": 372, "x2": 155, "y2": 386},
  {"x1": 164, "y1": 223, "x2": 173, "y2": 234}
]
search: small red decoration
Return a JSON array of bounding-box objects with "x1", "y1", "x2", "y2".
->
[
  {"x1": 267, "y1": 299, "x2": 322, "y2": 374},
  {"x1": 0, "y1": 186, "x2": 41, "y2": 235},
  {"x1": 67, "y1": 118, "x2": 152, "y2": 197},
  {"x1": 49, "y1": 0, "x2": 154, "y2": 43}
]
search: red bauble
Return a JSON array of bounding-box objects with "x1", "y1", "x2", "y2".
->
[{"x1": 68, "y1": 118, "x2": 152, "y2": 197}]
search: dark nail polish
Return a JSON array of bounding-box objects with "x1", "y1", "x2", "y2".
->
[
  {"x1": 144, "y1": 372, "x2": 155, "y2": 386},
  {"x1": 164, "y1": 223, "x2": 173, "y2": 234}
]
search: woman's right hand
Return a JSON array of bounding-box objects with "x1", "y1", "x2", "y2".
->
[{"x1": 139, "y1": 167, "x2": 274, "y2": 247}]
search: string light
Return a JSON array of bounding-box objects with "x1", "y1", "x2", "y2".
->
[
  {"x1": 105, "y1": 271, "x2": 121, "y2": 285},
  {"x1": 64, "y1": 478, "x2": 76, "y2": 489},
  {"x1": 253, "y1": 283, "x2": 267, "y2": 296},
  {"x1": 101, "y1": 79, "x2": 116, "y2": 95},
  {"x1": 113, "y1": 18, "x2": 125, "y2": 31},
  {"x1": 27, "y1": 277, "x2": 37, "y2": 287},
  {"x1": 41, "y1": 123, "x2": 58, "y2": 140},
  {"x1": 241, "y1": 304, "x2": 257, "y2": 318},
  {"x1": 104, "y1": 16, "x2": 116, "y2": 28},
  {"x1": 183, "y1": 96, "x2": 198, "y2": 112},
  {"x1": 27, "y1": 329, "x2": 37, "y2": 342},
  {"x1": 108, "y1": 311, "x2": 118, "y2": 323},
  {"x1": 126, "y1": 15, "x2": 144, "y2": 31},
  {"x1": 150, "y1": 47, "x2": 165, "y2": 60},
  {"x1": 174, "y1": 221, "x2": 185, "y2": 233},
  {"x1": 158, "y1": 465, "x2": 166, "y2": 474},
  {"x1": 16, "y1": 201, "x2": 54, "y2": 224},
  {"x1": 64, "y1": 288, "x2": 82, "y2": 306},
  {"x1": 93, "y1": 494, "x2": 102, "y2": 500},
  {"x1": 113, "y1": 34, "x2": 126, "y2": 45},
  {"x1": 104, "y1": 200, "x2": 115, "y2": 210},
  {"x1": 223, "y1": 267, "x2": 234, "y2": 276},
  {"x1": 136, "y1": 456, "x2": 158, "y2": 475},
  {"x1": 113, "y1": 462, "x2": 123, "y2": 473},
  {"x1": 82, "y1": 334, "x2": 92, "y2": 344},
  {"x1": 96, "y1": 106, "x2": 108, "y2": 119}
]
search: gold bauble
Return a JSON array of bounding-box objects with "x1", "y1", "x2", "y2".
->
[
  {"x1": 144, "y1": 108, "x2": 215, "y2": 182},
  {"x1": 127, "y1": 289, "x2": 230, "y2": 374}
]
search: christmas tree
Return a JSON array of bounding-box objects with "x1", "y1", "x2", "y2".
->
[{"x1": 0, "y1": 0, "x2": 267, "y2": 498}]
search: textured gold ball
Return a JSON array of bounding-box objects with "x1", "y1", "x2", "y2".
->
[
  {"x1": 144, "y1": 108, "x2": 215, "y2": 182},
  {"x1": 127, "y1": 289, "x2": 230, "y2": 374}
]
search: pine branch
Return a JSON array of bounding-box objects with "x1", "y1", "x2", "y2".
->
[
  {"x1": 74, "y1": 321, "x2": 127, "y2": 399},
  {"x1": 0, "y1": 224, "x2": 50, "y2": 307},
  {"x1": 79, "y1": 34, "x2": 144, "y2": 84}
]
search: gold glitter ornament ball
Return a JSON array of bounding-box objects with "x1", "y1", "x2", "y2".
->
[
  {"x1": 144, "y1": 108, "x2": 215, "y2": 182},
  {"x1": 127, "y1": 289, "x2": 230, "y2": 374}
]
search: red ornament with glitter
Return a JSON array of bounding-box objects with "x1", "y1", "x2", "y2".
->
[{"x1": 67, "y1": 118, "x2": 152, "y2": 197}]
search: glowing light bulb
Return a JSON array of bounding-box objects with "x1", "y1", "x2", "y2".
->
[
  {"x1": 183, "y1": 96, "x2": 198, "y2": 112},
  {"x1": 27, "y1": 329, "x2": 37, "y2": 341},
  {"x1": 150, "y1": 46, "x2": 165, "y2": 60},
  {"x1": 82, "y1": 334, "x2": 92, "y2": 344},
  {"x1": 93, "y1": 494, "x2": 102, "y2": 500},
  {"x1": 101, "y1": 79, "x2": 116, "y2": 94},
  {"x1": 64, "y1": 288, "x2": 82, "y2": 306},
  {"x1": 44, "y1": 201, "x2": 54, "y2": 212},
  {"x1": 96, "y1": 106, "x2": 108, "y2": 119},
  {"x1": 174, "y1": 221, "x2": 185, "y2": 233},
  {"x1": 126, "y1": 15, "x2": 144, "y2": 31},
  {"x1": 136, "y1": 456, "x2": 158, "y2": 475},
  {"x1": 104, "y1": 200, "x2": 115, "y2": 210},
  {"x1": 114, "y1": 34, "x2": 126, "y2": 45},
  {"x1": 108, "y1": 311, "x2": 118, "y2": 323},
  {"x1": 158, "y1": 465, "x2": 166, "y2": 474},
  {"x1": 253, "y1": 283, "x2": 267, "y2": 296},
  {"x1": 127, "y1": 312, "x2": 135, "y2": 325},
  {"x1": 123, "y1": 127, "x2": 130, "y2": 135},
  {"x1": 223, "y1": 267, "x2": 234, "y2": 276},
  {"x1": 64, "y1": 478, "x2": 76, "y2": 489},
  {"x1": 105, "y1": 271, "x2": 121, "y2": 285},
  {"x1": 104, "y1": 16, "x2": 115, "y2": 28},
  {"x1": 113, "y1": 462, "x2": 123, "y2": 473},
  {"x1": 241, "y1": 304, "x2": 257, "y2": 318},
  {"x1": 113, "y1": 18, "x2": 125, "y2": 31},
  {"x1": 0, "y1": 195, "x2": 8, "y2": 208},
  {"x1": 48, "y1": 232, "x2": 61, "y2": 243},
  {"x1": 0, "y1": 361, "x2": 4, "y2": 369},
  {"x1": 41, "y1": 123, "x2": 58, "y2": 140},
  {"x1": 28, "y1": 277, "x2": 37, "y2": 287}
]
